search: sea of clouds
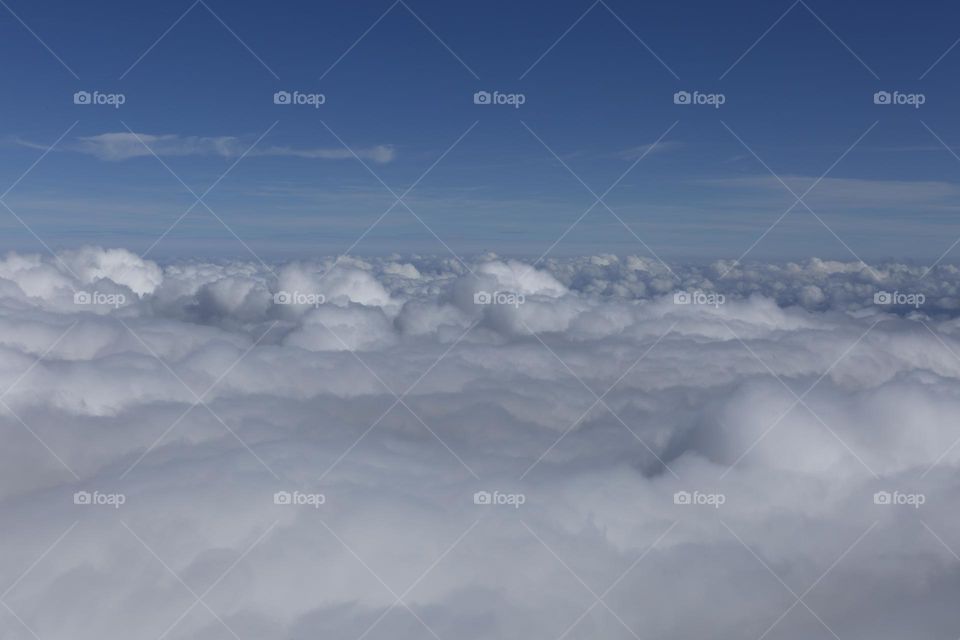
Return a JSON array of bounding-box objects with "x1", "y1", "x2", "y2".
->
[{"x1": 1, "y1": 246, "x2": 959, "y2": 639}]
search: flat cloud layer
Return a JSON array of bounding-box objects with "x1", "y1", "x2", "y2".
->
[{"x1": 1, "y1": 247, "x2": 959, "y2": 639}]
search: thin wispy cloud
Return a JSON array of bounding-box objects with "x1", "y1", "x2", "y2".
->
[
  {"x1": 616, "y1": 139, "x2": 682, "y2": 160},
  {"x1": 16, "y1": 133, "x2": 396, "y2": 163}
]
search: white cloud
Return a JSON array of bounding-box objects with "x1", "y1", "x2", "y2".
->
[
  {"x1": 19, "y1": 133, "x2": 395, "y2": 163},
  {"x1": 1, "y1": 248, "x2": 959, "y2": 638}
]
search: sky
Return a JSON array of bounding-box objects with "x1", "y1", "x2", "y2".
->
[
  {"x1": 6, "y1": 3, "x2": 960, "y2": 639},
  {"x1": 3, "y1": 0, "x2": 960, "y2": 262}
]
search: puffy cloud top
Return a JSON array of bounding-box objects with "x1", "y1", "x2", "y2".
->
[{"x1": 1, "y1": 248, "x2": 959, "y2": 639}]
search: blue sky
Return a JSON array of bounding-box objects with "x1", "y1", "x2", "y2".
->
[{"x1": 2, "y1": 0, "x2": 960, "y2": 262}]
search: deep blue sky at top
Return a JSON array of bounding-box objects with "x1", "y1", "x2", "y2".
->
[{"x1": 1, "y1": 0, "x2": 960, "y2": 263}]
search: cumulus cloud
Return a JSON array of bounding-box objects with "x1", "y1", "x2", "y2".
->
[
  {"x1": 18, "y1": 133, "x2": 395, "y2": 163},
  {"x1": 1, "y1": 248, "x2": 960, "y2": 639}
]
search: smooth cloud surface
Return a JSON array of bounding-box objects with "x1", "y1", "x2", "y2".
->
[{"x1": 1, "y1": 248, "x2": 959, "y2": 639}]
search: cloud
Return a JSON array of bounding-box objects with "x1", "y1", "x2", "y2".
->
[
  {"x1": 18, "y1": 133, "x2": 396, "y2": 163},
  {"x1": 1, "y1": 247, "x2": 960, "y2": 638},
  {"x1": 616, "y1": 139, "x2": 682, "y2": 160},
  {"x1": 704, "y1": 174, "x2": 960, "y2": 209}
]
